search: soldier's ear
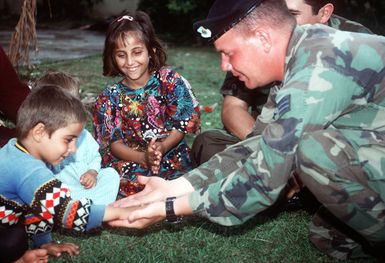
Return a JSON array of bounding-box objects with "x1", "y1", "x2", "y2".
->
[
  {"x1": 252, "y1": 28, "x2": 271, "y2": 53},
  {"x1": 318, "y1": 3, "x2": 334, "y2": 24}
]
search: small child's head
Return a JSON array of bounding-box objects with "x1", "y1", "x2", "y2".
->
[
  {"x1": 35, "y1": 71, "x2": 80, "y2": 98},
  {"x1": 103, "y1": 11, "x2": 167, "y2": 77},
  {"x1": 16, "y1": 85, "x2": 87, "y2": 154}
]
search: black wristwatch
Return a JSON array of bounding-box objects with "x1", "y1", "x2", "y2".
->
[{"x1": 165, "y1": 197, "x2": 182, "y2": 223}]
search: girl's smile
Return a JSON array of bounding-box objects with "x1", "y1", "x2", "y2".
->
[{"x1": 114, "y1": 33, "x2": 151, "y2": 89}]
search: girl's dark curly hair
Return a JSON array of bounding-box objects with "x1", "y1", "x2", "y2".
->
[{"x1": 103, "y1": 11, "x2": 167, "y2": 77}]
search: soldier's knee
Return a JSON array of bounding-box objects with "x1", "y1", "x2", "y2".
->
[
  {"x1": 192, "y1": 132, "x2": 208, "y2": 150},
  {"x1": 191, "y1": 132, "x2": 211, "y2": 157},
  {"x1": 191, "y1": 130, "x2": 230, "y2": 167},
  {"x1": 191, "y1": 131, "x2": 214, "y2": 167}
]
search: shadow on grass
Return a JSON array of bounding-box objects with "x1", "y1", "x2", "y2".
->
[
  {"x1": 54, "y1": 209, "x2": 279, "y2": 243},
  {"x1": 186, "y1": 187, "x2": 314, "y2": 238},
  {"x1": 190, "y1": 209, "x2": 284, "y2": 238}
]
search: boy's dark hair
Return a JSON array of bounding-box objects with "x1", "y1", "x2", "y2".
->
[
  {"x1": 103, "y1": 11, "x2": 167, "y2": 77},
  {"x1": 304, "y1": 0, "x2": 336, "y2": 15},
  {"x1": 16, "y1": 85, "x2": 87, "y2": 139},
  {"x1": 35, "y1": 71, "x2": 80, "y2": 98}
]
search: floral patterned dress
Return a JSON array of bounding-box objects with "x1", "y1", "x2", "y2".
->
[{"x1": 93, "y1": 68, "x2": 200, "y2": 196}]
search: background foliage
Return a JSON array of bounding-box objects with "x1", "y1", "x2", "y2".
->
[
  {"x1": 137, "y1": 0, "x2": 215, "y2": 42},
  {"x1": 35, "y1": 0, "x2": 101, "y2": 21},
  {"x1": 137, "y1": 0, "x2": 385, "y2": 40},
  {"x1": 2, "y1": 0, "x2": 383, "y2": 40},
  {"x1": 338, "y1": 0, "x2": 385, "y2": 34}
]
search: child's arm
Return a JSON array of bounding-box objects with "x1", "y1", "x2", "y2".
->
[
  {"x1": 110, "y1": 139, "x2": 147, "y2": 165},
  {"x1": 82, "y1": 130, "x2": 102, "y2": 172},
  {"x1": 154, "y1": 129, "x2": 184, "y2": 156},
  {"x1": 103, "y1": 205, "x2": 138, "y2": 221},
  {"x1": 78, "y1": 131, "x2": 101, "y2": 188},
  {"x1": 22, "y1": 177, "x2": 99, "y2": 251},
  {"x1": 25, "y1": 177, "x2": 134, "y2": 234}
]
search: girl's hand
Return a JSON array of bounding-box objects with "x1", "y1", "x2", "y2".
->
[
  {"x1": 80, "y1": 170, "x2": 97, "y2": 189},
  {"x1": 153, "y1": 141, "x2": 166, "y2": 155},
  {"x1": 150, "y1": 142, "x2": 164, "y2": 174},
  {"x1": 40, "y1": 242, "x2": 80, "y2": 257},
  {"x1": 145, "y1": 138, "x2": 162, "y2": 173}
]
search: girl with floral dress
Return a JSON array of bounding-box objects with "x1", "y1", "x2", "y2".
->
[{"x1": 93, "y1": 11, "x2": 200, "y2": 197}]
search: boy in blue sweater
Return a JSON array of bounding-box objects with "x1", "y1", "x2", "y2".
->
[
  {"x1": 36, "y1": 71, "x2": 120, "y2": 205},
  {"x1": 0, "y1": 85, "x2": 135, "y2": 261}
]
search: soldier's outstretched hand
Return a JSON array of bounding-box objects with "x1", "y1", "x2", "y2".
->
[{"x1": 111, "y1": 176, "x2": 169, "y2": 208}]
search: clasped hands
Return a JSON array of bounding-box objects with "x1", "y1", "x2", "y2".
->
[
  {"x1": 145, "y1": 138, "x2": 165, "y2": 175},
  {"x1": 108, "y1": 176, "x2": 169, "y2": 228}
]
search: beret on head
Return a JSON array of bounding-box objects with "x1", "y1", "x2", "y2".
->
[{"x1": 193, "y1": 0, "x2": 264, "y2": 42}]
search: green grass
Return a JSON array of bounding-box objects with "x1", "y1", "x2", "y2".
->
[{"x1": 22, "y1": 46, "x2": 374, "y2": 263}]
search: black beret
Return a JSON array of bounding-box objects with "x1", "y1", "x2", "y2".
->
[{"x1": 193, "y1": 0, "x2": 264, "y2": 42}]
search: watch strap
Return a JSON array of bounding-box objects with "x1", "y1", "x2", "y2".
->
[{"x1": 165, "y1": 197, "x2": 182, "y2": 223}]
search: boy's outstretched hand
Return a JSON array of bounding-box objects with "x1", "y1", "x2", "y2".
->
[{"x1": 108, "y1": 201, "x2": 165, "y2": 229}]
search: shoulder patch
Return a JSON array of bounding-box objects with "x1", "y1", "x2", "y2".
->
[{"x1": 277, "y1": 94, "x2": 291, "y2": 117}]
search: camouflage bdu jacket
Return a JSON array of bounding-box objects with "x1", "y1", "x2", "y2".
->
[
  {"x1": 184, "y1": 24, "x2": 385, "y2": 225},
  {"x1": 328, "y1": 14, "x2": 372, "y2": 34}
]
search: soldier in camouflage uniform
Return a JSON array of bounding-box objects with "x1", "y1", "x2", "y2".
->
[
  {"x1": 191, "y1": 0, "x2": 373, "y2": 167},
  {"x1": 110, "y1": 0, "x2": 385, "y2": 260}
]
